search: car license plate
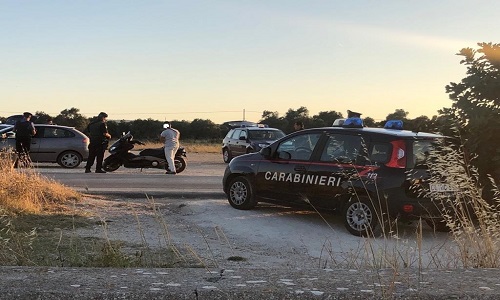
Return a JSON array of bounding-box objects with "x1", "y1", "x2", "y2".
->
[{"x1": 429, "y1": 183, "x2": 457, "y2": 193}]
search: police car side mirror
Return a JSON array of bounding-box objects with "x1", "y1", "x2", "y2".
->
[
  {"x1": 260, "y1": 147, "x2": 271, "y2": 158},
  {"x1": 239, "y1": 136, "x2": 246, "y2": 141}
]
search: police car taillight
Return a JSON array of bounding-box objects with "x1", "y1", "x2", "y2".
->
[{"x1": 386, "y1": 140, "x2": 406, "y2": 168}]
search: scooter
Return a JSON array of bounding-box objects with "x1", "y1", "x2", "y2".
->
[{"x1": 102, "y1": 132, "x2": 187, "y2": 173}]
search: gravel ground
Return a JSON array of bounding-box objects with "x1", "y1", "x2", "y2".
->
[{"x1": 4, "y1": 153, "x2": 500, "y2": 299}]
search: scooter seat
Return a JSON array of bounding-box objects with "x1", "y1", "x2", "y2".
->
[{"x1": 139, "y1": 147, "x2": 165, "y2": 157}]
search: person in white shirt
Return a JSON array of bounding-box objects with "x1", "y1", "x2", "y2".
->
[{"x1": 160, "y1": 121, "x2": 180, "y2": 174}]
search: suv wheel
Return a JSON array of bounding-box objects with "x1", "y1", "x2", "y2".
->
[
  {"x1": 227, "y1": 176, "x2": 257, "y2": 210},
  {"x1": 343, "y1": 196, "x2": 378, "y2": 237},
  {"x1": 223, "y1": 148, "x2": 232, "y2": 163}
]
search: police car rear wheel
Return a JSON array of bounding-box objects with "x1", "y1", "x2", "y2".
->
[
  {"x1": 344, "y1": 197, "x2": 378, "y2": 237},
  {"x1": 228, "y1": 177, "x2": 256, "y2": 210}
]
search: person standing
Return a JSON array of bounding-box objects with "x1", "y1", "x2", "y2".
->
[
  {"x1": 160, "y1": 121, "x2": 180, "y2": 174},
  {"x1": 13, "y1": 112, "x2": 36, "y2": 166},
  {"x1": 85, "y1": 112, "x2": 111, "y2": 173},
  {"x1": 293, "y1": 120, "x2": 304, "y2": 131}
]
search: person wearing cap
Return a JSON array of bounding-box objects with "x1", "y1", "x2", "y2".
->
[
  {"x1": 160, "y1": 121, "x2": 180, "y2": 174},
  {"x1": 13, "y1": 112, "x2": 36, "y2": 166},
  {"x1": 84, "y1": 112, "x2": 111, "y2": 173}
]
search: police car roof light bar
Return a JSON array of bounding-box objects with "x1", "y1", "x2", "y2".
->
[
  {"x1": 342, "y1": 117, "x2": 363, "y2": 128},
  {"x1": 384, "y1": 120, "x2": 404, "y2": 130}
]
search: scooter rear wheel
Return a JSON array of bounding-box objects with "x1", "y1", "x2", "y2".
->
[
  {"x1": 174, "y1": 157, "x2": 186, "y2": 173},
  {"x1": 102, "y1": 157, "x2": 121, "y2": 172}
]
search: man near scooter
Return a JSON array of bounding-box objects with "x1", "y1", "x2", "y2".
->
[
  {"x1": 85, "y1": 112, "x2": 111, "y2": 173},
  {"x1": 160, "y1": 121, "x2": 180, "y2": 174}
]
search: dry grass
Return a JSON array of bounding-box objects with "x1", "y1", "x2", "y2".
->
[
  {"x1": 0, "y1": 151, "x2": 83, "y2": 265},
  {"x1": 131, "y1": 140, "x2": 221, "y2": 154},
  {"x1": 0, "y1": 152, "x2": 206, "y2": 267},
  {"x1": 421, "y1": 140, "x2": 500, "y2": 268},
  {"x1": 0, "y1": 152, "x2": 80, "y2": 214}
]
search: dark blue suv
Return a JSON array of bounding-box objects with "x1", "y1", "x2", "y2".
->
[
  {"x1": 222, "y1": 126, "x2": 285, "y2": 163},
  {"x1": 223, "y1": 118, "x2": 457, "y2": 236}
]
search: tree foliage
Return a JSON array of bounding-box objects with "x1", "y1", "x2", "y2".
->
[
  {"x1": 444, "y1": 42, "x2": 500, "y2": 184},
  {"x1": 53, "y1": 108, "x2": 88, "y2": 132}
]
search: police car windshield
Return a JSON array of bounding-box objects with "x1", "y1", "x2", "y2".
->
[{"x1": 248, "y1": 130, "x2": 285, "y2": 140}]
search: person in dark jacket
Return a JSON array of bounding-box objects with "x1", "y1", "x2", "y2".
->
[
  {"x1": 13, "y1": 112, "x2": 37, "y2": 166},
  {"x1": 84, "y1": 112, "x2": 111, "y2": 173}
]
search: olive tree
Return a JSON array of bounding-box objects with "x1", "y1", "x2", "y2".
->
[{"x1": 444, "y1": 42, "x2": 500, "y2": 184}]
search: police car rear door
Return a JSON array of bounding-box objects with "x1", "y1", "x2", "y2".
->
[{"x1": 303, "y1": 132, "x2": 365, "y2": 209}]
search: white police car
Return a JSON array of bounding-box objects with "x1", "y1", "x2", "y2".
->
[{"x1": 222, "y1": 117, "x2": 456, "y2": 236}]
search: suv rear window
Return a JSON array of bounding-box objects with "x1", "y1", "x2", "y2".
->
[
  {"x1": 412, "y1": 140, "x2": 435, "y2": 169},
  {"x1": 248, "y1": 130, "x2": 284, "y2": 140}
]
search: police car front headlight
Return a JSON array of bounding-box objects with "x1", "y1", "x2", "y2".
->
[{"x1": 258, "y1": 143, "x2": 268, "y2": 148}]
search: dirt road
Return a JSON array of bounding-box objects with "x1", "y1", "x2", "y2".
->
[{"x1": 70, "y1": 153, "x2": 454, "y2": 271}]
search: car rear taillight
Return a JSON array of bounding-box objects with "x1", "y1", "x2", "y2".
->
[
  {"x1": 403, "y1": 204, "x2": 414, "y2": 213},
  {"x1": 83, "y1": 138, "x2": 89, "y2": 143},
  {"x1": 386, "y1": 140, "x2": 406, "y2": 168}
]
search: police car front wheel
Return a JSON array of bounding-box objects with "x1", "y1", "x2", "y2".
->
[{"x1": 227, "y1": 177, "x2": 257, "y2": 210}]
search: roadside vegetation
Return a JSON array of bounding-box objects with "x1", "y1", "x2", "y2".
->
[
  {"x1": 135, "y1": 140, "x2": 221, "y2": 154},
  {"x1": 0, "y1": 151, "x2": 206, "y2": 268}
]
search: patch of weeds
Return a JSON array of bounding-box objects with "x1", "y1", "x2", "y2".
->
[{"x1": 1, "y1": 211, "x2": 207, "y2": 268}]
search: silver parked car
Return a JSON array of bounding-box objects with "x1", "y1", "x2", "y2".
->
[{"x1": 0, "y1": 124, "x2": 89, "y2": 168}]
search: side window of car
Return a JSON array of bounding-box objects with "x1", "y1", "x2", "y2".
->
[
  {"x1": 44, "y1": 128, "x2": 59, "y2": 138},
  {"x1": 276, "y1": 133, "x2": 322, "y2": 161},
  {"x1": 239, "y1": 130, "x2": 247, "y2": 140},
  {"x1": 231, "y1": 129, "x2": 242, "y2": 139},
  {"x1": 33, "y1": 127, "x2": 43, "y2": 138},
  {"x1": 62, "y1": 129, "x2": 75, "y2": 137},
  {"x1": 49, "y1": 128, "x2": 75, "y2": 138},
  {"x1": 320, "y1": 134, "x2": 363, "y2": 164},
  {"x1": 224, "y1": 129, "x2": 234, "y2": 139},
  {"x1": 368, "y1": 143, "x2": 390, "y2": 164}
]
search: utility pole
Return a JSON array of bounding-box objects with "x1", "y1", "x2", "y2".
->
[{"x1": 243, "y1": 109, "x2": 246, "y2": 121}]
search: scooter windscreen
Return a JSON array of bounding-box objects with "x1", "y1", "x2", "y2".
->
[
  {"x1": 108, "y1": 132, "x2": 132, "y2": 154},
  {"x1": 121, "y1": 132, "x2": 132, "y2": 140}
]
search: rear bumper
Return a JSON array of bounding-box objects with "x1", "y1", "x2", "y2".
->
[{"x1": 385, "y1": 188, "x2": 453, "y2": 220}]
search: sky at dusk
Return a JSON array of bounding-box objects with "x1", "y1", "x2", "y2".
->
[{"x1": 1, "y1": 0, "x2": 499, "y2": 123}]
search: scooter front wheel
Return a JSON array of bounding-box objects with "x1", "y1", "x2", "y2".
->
[
  {"x1": 103, "y1": 157, "x2": 122, "y2": 172},
  {"x1": 174, "y1": 156, "x2": 186, "y2": 173}
]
